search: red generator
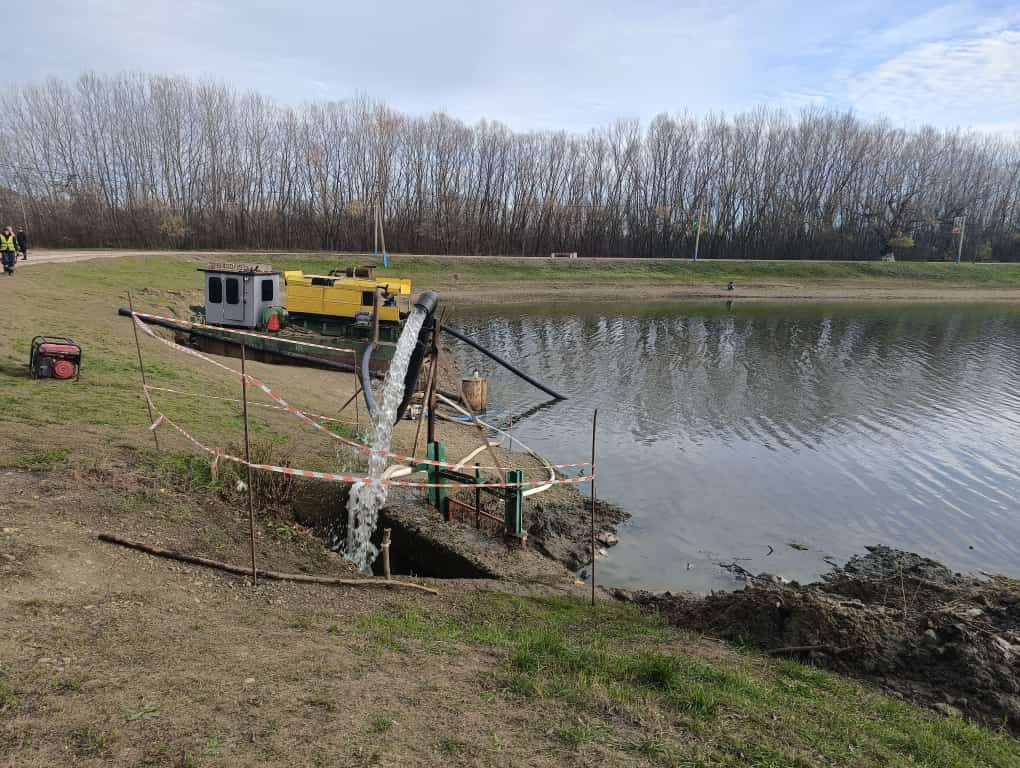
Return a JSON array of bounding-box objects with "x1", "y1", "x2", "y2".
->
[{"x1": 30, "y1": 336, "x2": 82, "y2": 381}]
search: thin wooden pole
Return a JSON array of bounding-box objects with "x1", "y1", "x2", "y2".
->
[
  {"x1": 240, "y1": 344, "x2": 257, "y2": 586},
  {"x1": 411, "y1": 353, "x2": 437, "y2": 460},
  {"x1": 336, "y1": 377, "x2": 363, "y2": 416},
  {"x1": 474, "y1": 463, "x2": 481, "y2": 529},
  {"x1": 507, "y1": 399, "x2": 513, "y2": 452},
  {"x1": 98, "y1": 533, "x2": 438, "y2": 594},
  {"x1": 354, "y1": 352, "x2": 363, "y2": 434},
  {"x1": 127, "y1": 291, "x2": 159, "y2": 451},
  {"x1": 591, "y1": 408, "x2": 598, "y2": 607}
]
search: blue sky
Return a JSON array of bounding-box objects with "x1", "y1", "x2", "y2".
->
[{"x1": 11, "y1": 1, "x2": 1020, "y2": 133}]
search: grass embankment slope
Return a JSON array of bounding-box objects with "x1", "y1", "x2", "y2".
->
[
  {"x1": 29, "y1": 248, "x2": 1020, "y2": 304},
  {"x1": 1, "y1": 254, "x2": 1018, "y2": 766}
]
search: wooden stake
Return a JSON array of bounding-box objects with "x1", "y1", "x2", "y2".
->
[
  {"x1": 381, "y1": 528, "x2": 392, "y2": 581},
  {"x1": 127, "y1": 291, "x2": 159, "y2": 451},
  {"x1": 240, "y1": 344, "x2": 257, "y2": 587},
  {"x1": 591, "y1": 408, "x2": 598, "y2": 608}
]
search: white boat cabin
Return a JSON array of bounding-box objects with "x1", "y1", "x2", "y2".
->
[{"x1": 200, "y1": 263, "x2": 281, "y2": 328}]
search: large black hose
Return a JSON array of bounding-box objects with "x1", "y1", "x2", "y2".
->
[
  {"x1": 359, "y1": 341, "x2": 379, "y2": 416},
  {"x1": 439, "y1": 323, "x2": 566, "y2": 401},
  {"x1": 360, "y1": 291, "x2": 439, "y2": 422}
]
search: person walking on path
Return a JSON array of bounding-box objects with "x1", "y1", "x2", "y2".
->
[
  {"x1": 16, "y1": 227, "x2": 27, "y2": 260},
  {"x1": 0, "y1": 226, "x2": 18, "y2": 275}
]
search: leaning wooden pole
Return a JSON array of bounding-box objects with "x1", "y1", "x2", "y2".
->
[
  {"x1": 127, "y1": 291, "x2": 159, "y2": 451},
  {"x1": 98, "y1": 534, "x2": 438, "y2": 594},
  {"x1": 240, "y1": 343, "x2": 257, "y2": 586},
  {"x1": 591, "y1": 408, "x2": 598, "y2": 608}
]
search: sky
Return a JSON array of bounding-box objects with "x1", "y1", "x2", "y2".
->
[{"x1": 9, "y1": 0, "x2": 1020, "y2": 133}]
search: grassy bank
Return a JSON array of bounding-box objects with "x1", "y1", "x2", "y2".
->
[
  {"x1": 332, "y1": 254, "x2": 1020, "y2": 287},
  {"x1": 29, "y1": 250, "x2": 1020, "y2": 300}
]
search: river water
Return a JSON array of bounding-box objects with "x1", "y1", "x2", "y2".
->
[{"x1": 450, "y1": 301, "x2": 1020, "y2": 592}]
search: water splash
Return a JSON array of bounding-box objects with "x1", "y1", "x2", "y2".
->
[{"x1": 344, "y1": 307, "x2": 427, "y2": 571}]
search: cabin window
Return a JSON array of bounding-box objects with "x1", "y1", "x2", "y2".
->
[
  {"x1": 208, "y1": 276, "x2": 222, "y2": 304},
  {"x1": 361, "y1": 290, "x2": 375, "y2": 307},
  {"x1": 226, "y1": 277, "x2": 240, "y2": 305},
  {"x1": 311, "y1": 277, "x2": 334, "y2": 287},
  {"x1": 261, "y1": 279, "x2": 274, "y2": 302}
]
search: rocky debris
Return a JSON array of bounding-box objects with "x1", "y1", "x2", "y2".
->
[{"x1": 619, "y1": 546, "x2": 1020, "y2": 734}]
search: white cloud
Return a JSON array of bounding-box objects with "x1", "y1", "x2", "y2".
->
[{"x1": 847, "y1": 28, "x2": 1020, "y2": 129}]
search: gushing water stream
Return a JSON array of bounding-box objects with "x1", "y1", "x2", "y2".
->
[{"x1": 344, "y1": 307, "x2": 427, "y2": 571}]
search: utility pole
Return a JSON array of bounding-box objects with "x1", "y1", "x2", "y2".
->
[
  {"x1": 693, "y1": 202, "x2": 704, "y2": 261},
  {"x1": 954, "y1": 215, "x2": 966, "y2": 264}
]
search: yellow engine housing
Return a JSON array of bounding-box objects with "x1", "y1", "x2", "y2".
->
[{"x1": 284, "y1": 271, "x2": 412, "y2": 323}]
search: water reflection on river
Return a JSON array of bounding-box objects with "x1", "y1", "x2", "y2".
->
[{"x1": 450, "y1": 301, "x2": 1020, "y2": 592}]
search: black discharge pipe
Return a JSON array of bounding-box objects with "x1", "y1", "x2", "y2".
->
[
  {"x1": 361, "y1": 290, "x2": 439, "y2": 422},
  {"x1": 439, "y1": 323, "x2": 566, "y2": 401}
]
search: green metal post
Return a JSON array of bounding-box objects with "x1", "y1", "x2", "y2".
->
[
  {"x1": 427, "y1": 441, "x2": 447, "y2": 517},
  {"x1": 504, "y1": 469, "x2": 524, "y2": 540}
]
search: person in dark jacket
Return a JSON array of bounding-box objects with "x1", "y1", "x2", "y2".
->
[
  {"x1": 16, "y1": 228, "x2": 27, "y2": 259},
  {"x1": 0, "y1": 226, "x2": 17, "y2": 275}
]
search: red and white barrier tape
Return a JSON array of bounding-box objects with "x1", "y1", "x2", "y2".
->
[
  {"x1": 147, "y1": 396, "x2": 594, "y2": 489},
  {"x1": 134, "y1": 314, "x2": 593, "y2": 473},
  {"x1": 144, "y1": 385, "x2": 349, "y2": 425},
  {"x1": 131, "y1": 310, "x2": 357, "y2": 355}
]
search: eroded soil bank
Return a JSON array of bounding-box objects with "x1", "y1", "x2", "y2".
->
[{"x1": 618, "y1": 546, "x2": 1020, "y2": 734}]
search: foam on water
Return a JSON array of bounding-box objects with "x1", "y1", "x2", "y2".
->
[{"x1": 344, "y1": 306, "x2": 427, "y2": 572}]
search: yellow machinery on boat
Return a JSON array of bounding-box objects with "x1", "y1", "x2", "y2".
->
[{"x1": 283, "y1": 269, "x2": 412, "y2": 324}]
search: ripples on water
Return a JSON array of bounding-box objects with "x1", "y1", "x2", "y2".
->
[{"x1": 451, "y1": 302, "x2": 1020, "y2": 591}]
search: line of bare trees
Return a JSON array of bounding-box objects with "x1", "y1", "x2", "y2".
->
[{"x1": 0, "y1": 72, "x2": 1017, "y2": 260}]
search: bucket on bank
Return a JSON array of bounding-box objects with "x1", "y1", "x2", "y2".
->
[{"x1": 461, "y1": 373, "x2": 488, "y2": 414}]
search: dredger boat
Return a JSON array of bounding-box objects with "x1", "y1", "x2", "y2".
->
[{"x1": 119, "y1": 261, "x2": 564, "y2": 418}]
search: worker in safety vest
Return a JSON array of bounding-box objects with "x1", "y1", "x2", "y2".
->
[{"x1": 0, "y1": 226, "x2": 17, "y2": 275}]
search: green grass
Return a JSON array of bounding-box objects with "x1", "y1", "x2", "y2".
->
[
  {"x1": 353, "y1": 592, "x2": 1020, "y2": 768},
  {"x1": 51, "y1": 672, "x2": 89, "y2": 693},
  {"x1": 125, "y1": 703, "x2": 162, "y2": 722},
  {"x1": 283, "y1": 252, "x2": 1020, "y2": 289},
  {"x1": 0, "y1": 678, "x2": 19, "y2": 716},
  {"x1": 69, "y1": 725, "x2": 112, "y2": 757},
  {"x1": 4, "y1": 447, "x2": 71, "y2": 470},
  {"x1": 368, "y1": 717, "x2": 394, "y2": 735}
]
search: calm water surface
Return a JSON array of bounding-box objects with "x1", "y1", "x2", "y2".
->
[{"x1": 450, "y1": 301, "x2": 1020, "y2": 592}]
